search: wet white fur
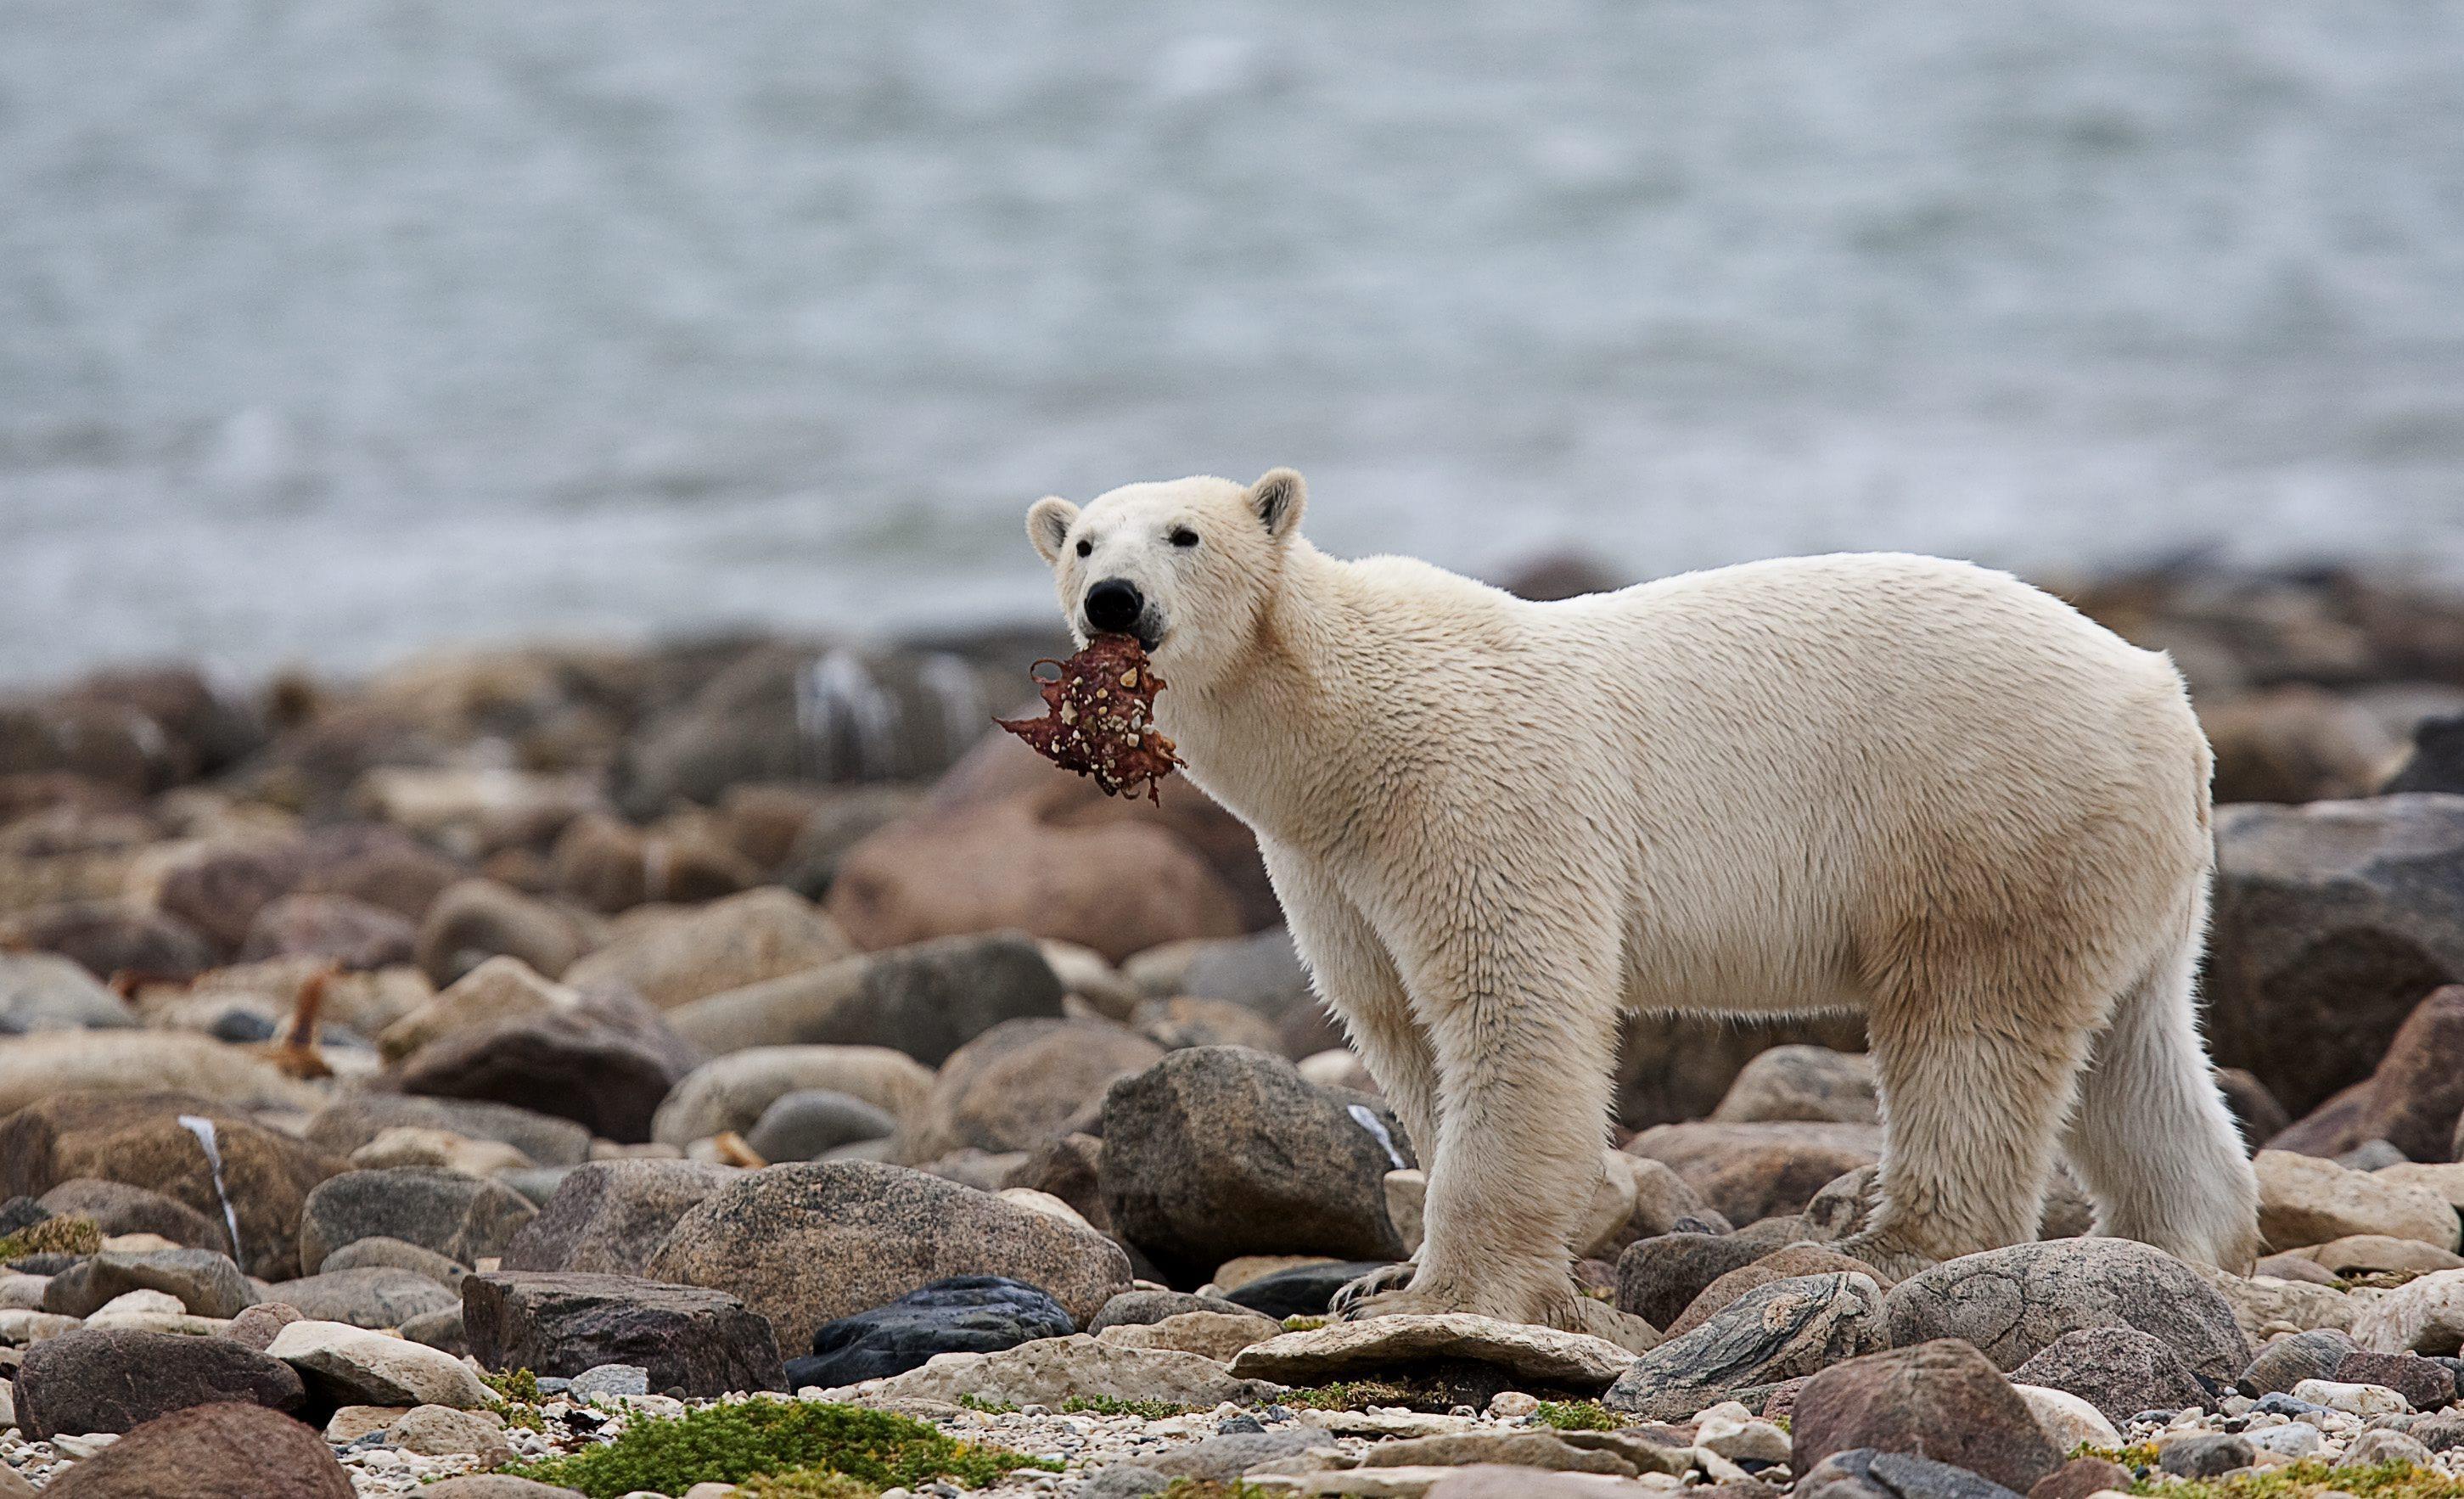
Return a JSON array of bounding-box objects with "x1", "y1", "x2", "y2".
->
[{"x1": 1026, "y1": 470, "x2": 2260, "y2": 1331}]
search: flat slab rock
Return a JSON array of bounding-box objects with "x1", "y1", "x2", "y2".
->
[
  {"x1": 827, "y1": 1332, "x2": 1283, "y2": 1406},
  {"x1": 1226, "y1": 1314, "x2": 1641, "y2": 1393}
]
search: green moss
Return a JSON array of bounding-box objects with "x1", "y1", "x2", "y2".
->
[
  {"x1": 1280, "y1": 1316, "x2": 1328, "y2": 1332},
  {"x1": 1158, "y1": 1483, "x2": 1289, "y2": 1499},
  {"x1": 2128, "y1": 1460, "x2": 2464, "y2": 1499},
  {"x1": 2078, "y1": 1443, "x2": 2159, "y2": 1468},
  {"x1": 504, "y1": 1399, "x2": 1058, "y2": 1499},
  {"x1": 738, "y1": 1471, "x2": 880, "y2": 1499},
  {"x1": 1534, "y1": 1401, "x2": 1624, "y2": 1431},
  {"x1": 955, "y1": 1394, "x2": 1017, "y2": 1415},
  {"x1": 0, "y1": 1215, "x2": 101, "y2": 1260},
  {"x1": 1061, "y1": 1395, "x2": 1196, "y2": 1420},
  {"x1": 480, "y1": 1367, "x2": 547, "y2": 1430}
]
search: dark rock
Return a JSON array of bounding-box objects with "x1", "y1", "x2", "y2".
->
[
  {"x1": 297, "y1": 1166, "x2": 536, "y2": 1272},
  {"x1": 1089, "y1": 1288, "x2": 1252, "y2": 1331},
  {"x1": 2386, "y1": 716, "x2": 2464, "y2": 795},
  {"x1": 2208, "y1": 795, "x2": 2464, "y2": 1116},
  {"x1": 1879, "y1": 1238, "x2": 2250, "y2": 1379},
  {"x1": 1221, "y1": 1260, "x2": 1399, "y2": 1319},
  {"x1": 36, "y1": 1178, "x2": 226, "y2": 1255},
  {"x1": 784, "y1": 1275, "x2": 1074, "y2": 1386},
  {"x1": 745, "y1": 1089, "x2": 898, "y2": 1162},
  {"x1": 304, "y1": 1093, "x2": 593, "y2": 1169},
  {"x1": 321, "y1": 1235, "x2": 469, "y2": 1288},
  {"x1": 1003, "y1": 1132, "x2": 1110, "y2": 1234},
  {"x1": 901, "y1": 1017, "x2": 1164, "y2": 1163},
  {"x1": 1793, "y1": 1339, "x2": 2059, "y2": 1493},
  {"x1": 2157, "y1": 1434, "x2": 2255, "y2": 1479},
  {"x1": 263, "y1": 1266, "x2": 458, "y2": 1328},
  {"x1": 1623, "y1": 1120, "x2": 1881, "y2": 1225},
  {"x1": 38, "y1": 1401, "x2": 353, "y2": 1499},
  {"x1": 1616, "y1": 1232, "x2": 1780, "y2": 1328},
  {"x1": 2218, "y1": 1070, "x2": 2293, "y2": 1154},
  {"x1": 462, "y1": 1270, "x2": 785, "y2": 1397},
  {"x1": 154, "y1": 836, "x2": 310, "y2": 953},
  {"x1": 2237, "y1": 1329, "x2": 2359, "y2": 1396},
  {"x1": 414, "y1": 878, "x2": 596, "y2": 986},
  {"x1": 643, "y1": 1159, "x2": 1132, "y2": 1350},
  {"x1": 501, "y1": 1160, "x2": 738, "y2": 1277},
  {"x1": 14, "y1": 1328, "x2": 305, "y2": 1439},
  {"x1": 2414, "y1": 1408, "x2": 2464, "y2": 1451},
  {"x1": 295, "y1": 824, "x2": 463, "y2": 928},
  {"x1": 666, "y1": 931, "x2": 1067, "y2": 1063},
  {"x1": 401, "y1": 1305, "x2": 469, "y2": 1357},
  {"x1": 1602, "y1": 1272, "x2": 1884, "y2": 1418},
  {"x1": 1152, "y1": 1428, "x2": 1329, "y2": 1480},
  {"x1": 1100, "y1": 1046, "x2": 1413, "y2": 1286},
  {"x1": 2010, "y1": 1327, "x2": 2215, "y2": 1425},
  {"x1": 2268, "y1": 987, "x2": 2464, "y2": 1162},
  {"x1": 42, "y1": 1247, "x2": 257, "y2": 1318},
  {"x1": 1797, "y1": 1448, "x2": 2023, "y2": 1499},
  {"x1": 2333, "y1": 1349, "x2": 2456, "y2": 1409},
  {"x1": 549, "y1": 812, "x2": 759, "y2": 914},
  {"x1": 1614, "y1": 1011, "x2": 1870, "y2": 1133},
  {"x1": 238, "y1": 893, "x2": 417, "y2": 970},
  {"x1": 0, "y1": 901, "x2": 215, "y2": 983},
  {"x1": 396, "y1": 988, "x2": 700, "y2": 1142},
  {"x1": 0, "y1": 1090, "x2": 347, "y2": 1278}
]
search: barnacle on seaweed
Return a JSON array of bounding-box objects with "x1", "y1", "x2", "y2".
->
[{"x1": 996, "y1": 633, "x2": 1185, "y2": 804}]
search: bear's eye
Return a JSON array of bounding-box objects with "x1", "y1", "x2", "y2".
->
[
  {"x1": 1074, "y1": 538, "x2": 1092, "y2": 558},
  {"x1": 1170, "y1": 527, "x2": 1199, "y2": 548}
]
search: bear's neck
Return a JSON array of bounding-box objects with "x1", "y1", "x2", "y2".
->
[{"x1": 1166, "y1": 542, "x2": 1383, "y2": 850}]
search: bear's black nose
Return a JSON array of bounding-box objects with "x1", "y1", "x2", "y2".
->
[{"x1": 1084, "y1": 579, "x2": 1144, "y2": 635}]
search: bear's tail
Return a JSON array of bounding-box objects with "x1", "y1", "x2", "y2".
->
[{"x1": 2059, "y1": 878, "x2": 2261, "y2": 1273}]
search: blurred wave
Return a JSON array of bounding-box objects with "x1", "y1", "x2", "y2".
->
[{"x1": 3, "y1": 1, "x2": 2462, "y2": 684}]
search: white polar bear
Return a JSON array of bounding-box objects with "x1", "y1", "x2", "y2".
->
[{"x1": 1024, "y1": 469, "x2": 2261, "y2": 1338}]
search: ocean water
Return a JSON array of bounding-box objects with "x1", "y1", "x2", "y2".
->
[{"x1": 5, "y1": 2, "x2": 2463, "y2": 687}]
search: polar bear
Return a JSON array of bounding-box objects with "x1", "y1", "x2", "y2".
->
[{"x1": 1024, "y1": 468, "x2": 2261, "y2": 1337}]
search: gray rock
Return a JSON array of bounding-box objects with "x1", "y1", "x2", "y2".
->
[
  {"x1": 1602, "y1": 1272, "x2": 1883, "y2": 1418},
  {"x1": 320, "y1": 1235, "x2": 469, "y2": 1288},
  {"x1": 298, "y1": 1166, "x2": 536, "y2": 1272},
  {"x1": 396, "y1": 989, "x2": 701, "y2": 1143},
  {"x1": 1089, "y1": 1288, "x2": 1252, "y2": 1331},
  {"x1": 420, "y1": 1479, "x2": 588, "y2": 1499},
  {"x1": 14, "y1": 1327, "x2": 305, "y2": 1439},
  {"x1": 898, "y1": 1017, "x2": 1164, "y2": 1163},
  {"x1": 2208, "y1": 795, "x2": 2464, "y2": 1116},
  {"x1": 499, "y1": 1159, "x2": 738, "y2": 1276},
  {"x1": 1080, "y1": 1467, "x2": 1171, "y2": 1499},
  {"x1": 34, "y1": 1178, "x2": 226, "y2": 1255},
  {"x1": 2011, "y1": 1326, "x2": 2216, "y2": 1424},
  {"x1": 1798, "y1": 1449, "x2": 2023, "y2": 1499},
  {"x1": 644, "y1": 1159, "x2": 1131, "y2": 1350},
  {"x1": 401, "y1": 1305, "x2": 468, "y2": 1357},
  {"x1": 304, "y1": 1094, "x2": 592, "y2": 1168},
  {"x1": 500, "y1": 1166, "x2": 575, "y2": 1205},
  {"x1": 665, "y1": 932, "x2": 1067, "y2": 1062},
  {"x1": 649, "y1": 1045, "x2": 933, "y2": 1147},
  {"x1": 744, "y1": 1089, "x2": 898, "y2": 1162},
  {"x1": 463, "y1": 1271, "x2": 785, "y2": 1397},
  {"x1": 2237, "y1": 1328, "x2": 2360, "y2": 1397},
  {"x1": 1150, "y1": 1429, "x2": 1329, "y2": 1480},
  {"x1": 238, "y1": 892, "x2": 417, "y2": 970},
  {"x1": 414, "y1": 878, "x2": 598, "y2": 987},
  {"x1": 568, "y1": 1362, "x2": 650, "y2": 1400},
  {"x1": 1100, "y1": 1046, "x2": 1414, "y2": 1284},
  {"x1": 2158, "y1": 1434, "x2": 2256, "y2": 1479},
  {"x1": 1228, "y1": 1314, "x2": 1640, "y2": 1393},
  {"x1": 41, "y1": 1247, "x2": 257, "y2": 1318},
  {"x1": 1615, "y1": 1232, "x2": 1787, "y2": 1331},
  {"x1": 1879, "y1": 1238, "x2": 2250, "y2": 1379},
  {"x1": 1624, "y1": 1120, "x2": 1883, "y2": 1226},
  {"x1": 0, "y1": 952, "x2": 136, "y2": 1032},
  {"x1": 226, "y1": 1300, "x2": 303, "y2": 1351},
  {"x1": 263, "y1": 1266, "x2": 458, "y2": 1328}
]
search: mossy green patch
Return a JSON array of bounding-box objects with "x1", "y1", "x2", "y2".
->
[
  {"x1": 738, "y1": 1471, "x2": 881, "y2": 1499},
  {"x1": 1061, "y1": 1395, "x2": 1194, "y2": 1420},
  {"x1": 2129, "y1": 1460, "x2": 2464, "y2": 1499},
  {"x1": 480, "y1": 1367, "x2": 547, "y2": 1431},
  {"x1": 503, "y1": 1398, "x2": 1058, "y2": 1499},
  {"x1": 1533, "y1": 1401, "x2": 1624, "y2": 1431},
  {"x1": 955, "y1": 1394, "x2": 1017, "y2": 1415},
  {"x1": 1158, "y1": 1482, "x2": 1290, "y2": 1499},
  {"x1": 1280, "y1": 1316, "x2": 1328, "y2": 1332},
  {"x1": 0, "y1": 1215, "x2": 101, "y2": 1260}
]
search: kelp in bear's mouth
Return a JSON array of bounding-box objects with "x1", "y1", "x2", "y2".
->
[{"x1": 996, "y1": 632, "x2": 1184, "y2": 804}]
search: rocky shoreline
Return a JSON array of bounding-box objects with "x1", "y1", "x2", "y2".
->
[{"x1": 3, "y1": 561, "x2": 2464, "y2": 1496}]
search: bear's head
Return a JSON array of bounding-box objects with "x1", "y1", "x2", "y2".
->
[{"x1": 1024, "y1": 468, "x2": 1305, "y2": 695}]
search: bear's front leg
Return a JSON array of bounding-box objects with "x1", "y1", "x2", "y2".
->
[{"x1": 1344, "y1": 900, "x2": 1641, "y2": 1339}]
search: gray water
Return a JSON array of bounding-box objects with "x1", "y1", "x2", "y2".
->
[{"x1": 6, "y1": 2, "x2": 2464, "y2": 687}]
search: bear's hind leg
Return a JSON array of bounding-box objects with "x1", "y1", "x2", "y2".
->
[{"x1": 1837, "y1": 963, "x2": 2100, "y2": 1280}]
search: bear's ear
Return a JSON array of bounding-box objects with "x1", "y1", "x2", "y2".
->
[
  {"x1": 1025, "y1": 497, "x2": 1079, "y2": 565},
  {"x1": 1249, "y1": 468, "x2": 1306, "y2": 542}
]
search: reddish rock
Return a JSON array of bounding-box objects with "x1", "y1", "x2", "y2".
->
[
  {"x1": 2268, "y1": 987, "x2": 2464, "y2": 1161},
  {"x1": 1623, "y1": 1120, "x2": 1882, "y2": 1225},
  {"x1": 1793, "y1": 1338, "x2": 2061, "y2": 1494},
  {"x1": 41, "y1": 1401, "x2": 351, "y2": 1499}
]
